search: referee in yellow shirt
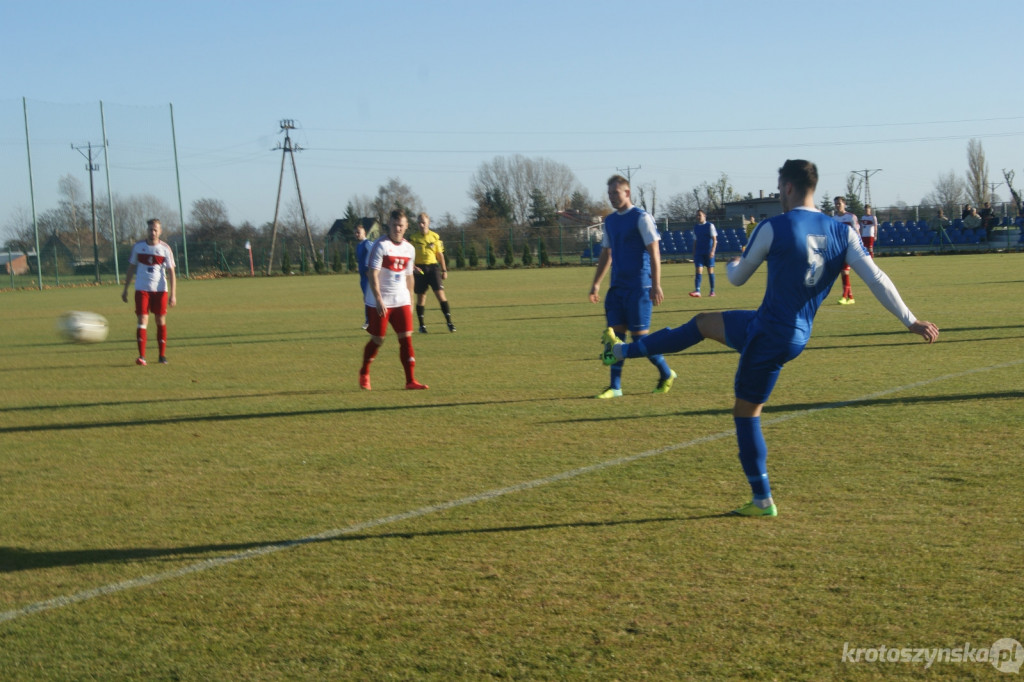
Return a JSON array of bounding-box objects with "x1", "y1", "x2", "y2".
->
[{"x1": 408, "y1": 212, "x2": 456, "y2": 333}]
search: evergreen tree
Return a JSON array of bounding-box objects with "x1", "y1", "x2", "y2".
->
[
  {"x1": 451, "y1": 242, "x2": 465, "y2": 269},
  {"x1": 281, "y1": 250, "x2": 292, "y2": 275},
  {"x1": 467, "y1": 242, "x2": 479, "y2": 267},
  {"x1": 521, "y1": 242, "x2": 533, "y2": 266},
  {"x1": 504, "y1": 235, "x2": 515, "y2": 266},
  {"x1": 537, "y1": 238, "x2": 549, "y2": 266},
  {"x1": 528, "y1": 188, "x2": 556, "y2": 226},
  {"x1": 346, "y1": 244, "x2": 355, "y2": 272}
]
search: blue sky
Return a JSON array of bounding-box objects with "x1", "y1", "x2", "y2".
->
[{"x1": 3, "y1": 0, "x2": 1022, "y2": 232}]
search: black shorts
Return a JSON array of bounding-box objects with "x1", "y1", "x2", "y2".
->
[{"x1": 413, "y1": 264, "x2": 444, "y2": 295}]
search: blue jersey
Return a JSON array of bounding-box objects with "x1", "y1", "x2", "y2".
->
[
  {"x1": 356, "y1": 239, "x2": 372, "y2": 291},
  {"x1": 693, "y1": 222, "x2": 717, "y2": 256},
  {"x1": 602, "y1": 206, "x2": 659, "y2": 289},
  {"x1": 730, "y1": 207, "x2": 865, "y2": 347}
]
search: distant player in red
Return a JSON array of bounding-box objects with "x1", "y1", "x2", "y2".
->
[
  {"x1": 859, "y1": 204, "x2": 878, "y2": 257},
  {"x1": 359, "y1": 209, "x2": 428, "y2": 390},
  {"x1": 122, "y1": 218, "x2": 176, "y2": 365},
  {"x1": 833, "y1": 196, "x2": 859, "y2": 304}
]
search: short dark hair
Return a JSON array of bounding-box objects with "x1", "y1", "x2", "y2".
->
[
  {"x1": 389, "y1": 208, "x2": 407, "y2": 222},
  {"x1": 607, "y1": 174, "x2": 630, "y2": 189},
  {"x1": 778, "y1": 159, "x2": 818, "y2": 194}
]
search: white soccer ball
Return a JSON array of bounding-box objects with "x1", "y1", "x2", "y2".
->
[{"x1": 57, "y1": 311, "x2": 109, "y2": 343}]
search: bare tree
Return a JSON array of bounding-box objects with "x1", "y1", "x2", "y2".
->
[
  {"x1": 469, "y1": 155, "x2": 585, "y2": 225},
  {"x1": 347, "y1": 194, "x2": 377, "y2": 222},
  {"x1": 190, "y1": 198, "x2": 234, "y2": 245},
  {"x1": 370, "y1": 178, "x2": 423, "y2": 225},
  {"x1": 663, "y1": 191, "x2": 698, "y2": 220},
  {"x1": 965, "y1": 138, "x2": 990, "y2": 207},
  {"x1": 636, "y1": 182, "x2": 658, "y2": 217},
  {"x1": 921, "y1": 170, "x2": 966, "y2": 217},
  {"x1": 56, "y1": 174, "x2": 88, "y2": 260}
]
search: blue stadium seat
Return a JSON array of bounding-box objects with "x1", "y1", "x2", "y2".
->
[
  {"x1": 917, "y1": 219, "x2": 930, "y2": 230},
  {"x1": 905, "y1": 220, "x2": 917, "y2": 230},
  {"x1": 893, "y1": 221, "x2": 905, "y2": 230},
  {"x1": 881, "y1": 221, "x2": 891, "y2": 230},
  {"x1": 952, "y1": 218, "x2": 965, "y2": 229}
]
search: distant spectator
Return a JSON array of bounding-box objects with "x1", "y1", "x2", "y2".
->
[
  {"x1": 961, "y1": 203, "x2": 973, "y2": 220},
  {"x1": 933, "y1": 208, "x2": 950, "y2": 232},
  {"x1": 963, "y1": 207, "x2": 982, "y2": 231},
  {"x1": 978, "y1": 201, "x2": 996, "y2": 241}
]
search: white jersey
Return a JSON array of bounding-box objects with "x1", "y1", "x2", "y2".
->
[
  {"x1": 365, "y1": 236, "x2": 415, "y2": 309},
  {"x1": 859, "y1": 214, "x2": 878, "y2": 238},
  {"x1": 128, "y1": 240, "x2": 175, "y2": 292},
  {"x1": 835, "y1": 211, "x2": 859, "y2": 233}
]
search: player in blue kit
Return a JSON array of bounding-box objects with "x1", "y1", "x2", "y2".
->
[
  {"x1": 689, "y1": 209, "x2": 717, "y2": 297},
  {"x1": 588, "y1": 174, "x2": 676, "y2": 399},
  {"x1": 355, "y1": 223, "x2": 372, "y2": 329},
  {"x1": 600, "y1": 160, "x2": 939, "y2": 516}
]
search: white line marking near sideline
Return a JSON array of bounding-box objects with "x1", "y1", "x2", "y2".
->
[{"x1": 3, "y1": 359, "x2": 1021, "y2": 624}]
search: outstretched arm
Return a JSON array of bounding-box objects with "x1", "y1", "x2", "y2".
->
[{"x1": 846, "y1": 228, "x2": 939, "y2": 343}]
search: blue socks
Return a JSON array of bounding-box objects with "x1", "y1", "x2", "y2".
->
[
  {"x1": 709, "y1": 272, "x2": 716, "y2": 294},
  {"x1": 694, "y1": 272, "x2": 702, "y2": 293},
  {"x1": 734, "y1": 416, "x2": 771, "y2": 500},
  {"x1": 634, "y1": 334, "x2": 671, "y2": 379},
  {"x1": 625, "y1": 318, "x2": 704, "y2": 358},
  {"x1": 609, "y1": 360, "x2": 623, "y2": 390}
]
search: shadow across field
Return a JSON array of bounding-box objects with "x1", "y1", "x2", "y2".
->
[
  {"x1": 545, "y1": 389, "x2": 1024, "y2": 425},
  {"x1": 0, "y1": 515, "x2": 721, "y2": 573},
  {"x1": 0, "y1": 395, "x2": 581, "y2": 434}
]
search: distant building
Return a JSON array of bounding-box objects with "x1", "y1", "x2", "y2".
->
[
  {"x1": 1, "y1": 251, "x2": 30, "y2": 275},
  {"x1": 327, "y1": 217, "x2": 381, "y2": 243},
  {"x1": 724, "y1": 192, "x2": 782, "y2": 223}
]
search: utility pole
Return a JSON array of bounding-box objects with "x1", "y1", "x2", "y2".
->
[
  {"x1": 616, "y1": 165, "x2": 641, "y2": 185},
  {"x1": 72, "y1": 142, "x2": 102, "y2": 283},
  {"x1": 851, "y1": 169, "x2": 881, "y2": 207},
  {"x1": 266, "y1": 120, "x2": 316, "y2": 275},
  {"x1": 984, "y1": 180, "x2": 1003, "y2": 204}
]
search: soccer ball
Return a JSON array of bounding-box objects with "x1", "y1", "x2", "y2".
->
[{"x1": 57, "y1": 311, "x2": 109, "y2": 343}]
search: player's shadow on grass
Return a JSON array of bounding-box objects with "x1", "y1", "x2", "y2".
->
[
  {"x1": 0, "y1": 515, "x2": 723, "y2": 573},
  {"x1": 0, "y1": 389, "x2": 339, "y2": 415},
  {"x1": 549, "y1": 389, "x2": 1024, "y2": 424},
  {"x1": 0, "y1": 396, "x2": 578, "y2": 434}
]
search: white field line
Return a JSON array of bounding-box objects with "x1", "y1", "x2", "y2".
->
[{"x1": 3, "y1": 359, "x2": 1021, "y2": 624}]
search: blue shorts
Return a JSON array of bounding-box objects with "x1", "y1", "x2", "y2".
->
[
  {"x1": 605, "y1": 286, "x2": 653, "y2": 333},
  {"x1": 694, "y1": 254, "x2": 714, "y2": 269},
  {"x1": 722, "y1": 310, "x2": 805, "y2": 404}
]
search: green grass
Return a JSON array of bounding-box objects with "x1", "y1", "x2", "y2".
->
[{"x1": 2, "y1": 254, "x2": 1023, "y2": 680}]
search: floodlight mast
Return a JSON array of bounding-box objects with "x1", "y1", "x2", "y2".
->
[{"x1": 266, "y1": 119, "x2": 316, "y2": 275}]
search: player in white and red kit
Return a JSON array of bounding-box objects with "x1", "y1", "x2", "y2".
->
[
  {"x1": 122, "y1": 218, "x2": 176, "y2": 365},
  {"x1": 859, "y1": 204, "x2": 878, "y2": 258},
  {"x1": 360, "y1": 209, "x2": 428, "y2": 390},
  {"x1": 833, "y1": 196, "x2": 859, "y2": 304}
]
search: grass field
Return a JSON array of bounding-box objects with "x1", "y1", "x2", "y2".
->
[{"x1": 1, "y1": 254, "x2": 1022, "y2": 680}]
